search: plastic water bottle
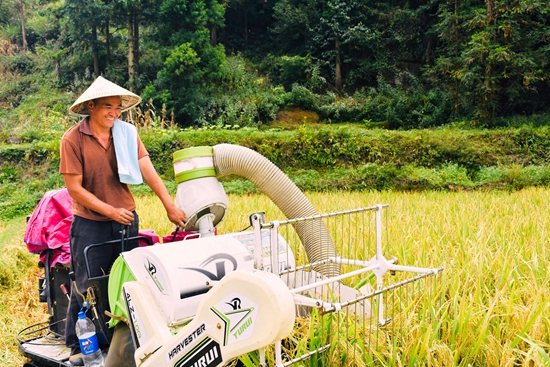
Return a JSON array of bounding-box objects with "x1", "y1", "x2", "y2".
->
[{"x1": 75, "y1": 311, "x2": 105, "y2": 367}]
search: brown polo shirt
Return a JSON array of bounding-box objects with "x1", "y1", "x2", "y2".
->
[{"x1": 59, "y1": 118, "x2": 148, "y2": 221}]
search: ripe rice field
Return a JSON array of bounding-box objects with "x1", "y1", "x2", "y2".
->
[{"x1": 1, "y1": 188, "x2": 549, "y2": 366}]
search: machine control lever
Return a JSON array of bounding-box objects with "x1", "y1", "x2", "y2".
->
[{"x1": 60, "y1": 284, "x2": 70, "y2": 300}]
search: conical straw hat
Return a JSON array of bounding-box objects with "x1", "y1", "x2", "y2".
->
[{"x1": 69, "y1": 76, "x2": 142, "y2": 116}]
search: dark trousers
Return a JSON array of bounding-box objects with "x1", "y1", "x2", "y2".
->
[{"x1": 65, "y1": 214, "x2": 139, "y2": 349}]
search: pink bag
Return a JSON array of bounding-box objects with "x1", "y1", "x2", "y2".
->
[
  {"x1": 24, "y1": 188, "x2": 73, "y2": 267},
  {"x1": 138, "y1": 229, "x2": 160, "y2": 246},
  {"x1": 162, "y1": 230, "x2": 201, "y2": 243}
]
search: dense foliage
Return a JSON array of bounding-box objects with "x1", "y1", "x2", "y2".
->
[
  {"x1": 2, "y1": 122, "x2": 550, "y2": 221},
  {"x1": 2, "y1": 0, "x2": 550, "y2": 221},
  {"x1": 1, "y1": 0, "x2": 549, "y2": 127}
]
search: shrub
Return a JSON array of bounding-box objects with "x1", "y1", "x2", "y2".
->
[
  {"x1": 287, "y1": 169, "x2": 323, "y2": 192},
  {"x1": 0, "y1": 163, "x2": 19, "y2": 183},
  {"x1": 196, "y1": 90, "x2": 285, "y2": 128},
  {"x1": 364, "y1": 76, "x2": 455, "y2": 129},
  {"x1": 437, "y1": 163, "x2": 474, "y2": 189},
  {"x1": 220, "y1": 178, "x2": 260, "y2": 195},
  {"x1": 258, "y1": 54, "x2": 311, "y2": 91},
  {"x1": 353, "y1": 163, "x2": 400, "y2": 191},
  {"x1": 301, "y1": 74, "x2": 456, "y2": 128},
  {"x1": 394, "y1": 165, "x2": 441, "y2": 191},
  {"x1": 316, "y1": 92, "x2": 369, "y2": 123},
  {"x1": 283, "y1": 84, "x2": 318, "y2": 111},
  {"x1": 192, "y1": 56, "x2": 286, "y2": 128},
  {"x1": 475, "y1": 166, "x2": 507, "y2": 187},
  {"x1": 1, "y1": 54, "x2": 35, "y2": 74}
]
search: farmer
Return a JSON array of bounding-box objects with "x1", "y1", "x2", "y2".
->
[{"x1": 59, "y1": 76, "x2": 187, "y2": 365}]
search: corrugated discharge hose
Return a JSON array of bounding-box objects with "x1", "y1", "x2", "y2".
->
[{"x1": 213, "y1": 144, "x2": 340, "y2": 277}]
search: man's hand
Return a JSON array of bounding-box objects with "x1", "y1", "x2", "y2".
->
[
  {"x1": 64, "y1": 173, "x2": 134, "y2": 223},
  {"x1": 166, "y1": 204, "x2": 187, "y2": 229},
  {"x1": 109, "y1": 207, "x2": 135, "y2": 226}
]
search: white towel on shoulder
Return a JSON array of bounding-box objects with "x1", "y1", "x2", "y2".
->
[{"x1": 112, "y1": 119, "x2": 143, "y2": 184}]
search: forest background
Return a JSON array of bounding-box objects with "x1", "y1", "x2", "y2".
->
[
  {"x1": 2, "y1": 1, "x2": 550, "y2": 365},
  {"x1": 1, "y1": 0, "x2": 550, "y2": 221}
]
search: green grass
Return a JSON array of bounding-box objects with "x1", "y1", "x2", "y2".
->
[{"x1": 3, "y1": 189, "x2": 550, "y2": 366}]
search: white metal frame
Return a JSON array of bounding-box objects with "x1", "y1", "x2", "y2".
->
[{"x1": 250, "y1": 204, "x2": 443, "y2": 366}]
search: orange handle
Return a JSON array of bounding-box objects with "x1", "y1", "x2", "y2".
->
[{"x1": 60, "y1": 284, "x2": 70, "y2": 299}]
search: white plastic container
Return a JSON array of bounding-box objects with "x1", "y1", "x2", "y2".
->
[{"x1": 173, "y1": 146, "x2": 228, "y2": 232}]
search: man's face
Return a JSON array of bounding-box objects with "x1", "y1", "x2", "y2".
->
[{"x1": 87, "y1": 96, "x2": 122, "y2": 129}]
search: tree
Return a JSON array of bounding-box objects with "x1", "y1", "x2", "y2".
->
[
  {"x1": 117, "y1": 0, "x2": 161, "y2": 90},
  {"x1": 127, "y1": 10, "x2": 137, "y2": 89},
  {"x1": 0, "y1": 0, "x2": 11, "y2": 25},
  {"x1": 428, "y1": 0, "x2": 473, "y2": 117},
  {"x1": 144, "y1": 0, "x2": 226, "y2": 125},
  {"x1": 16, "y1": 0, "x2": 27, "y2": 50},
  {"x1": 311, "y1": 0, "x2": 373, "y2": 90},
  {"x1": 222, "y1": 0, "x2": 277, "y2": 55},
  {"x1": 269, "y1": 0, "x2": 320, "y2": 55},
  {"x1": 35, "y1": 40, "x2": 69, "y2": 79},
  {"x1": 58, "y1": 0, "x2": 112, "y2": 77},
  {"x1": 431, "y1": 0, "x2": 550, "y2": 126}
]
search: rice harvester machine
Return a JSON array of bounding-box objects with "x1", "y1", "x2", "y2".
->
[{"x1": 19, "y1": 144, "x2": 443, "y2": 367}]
